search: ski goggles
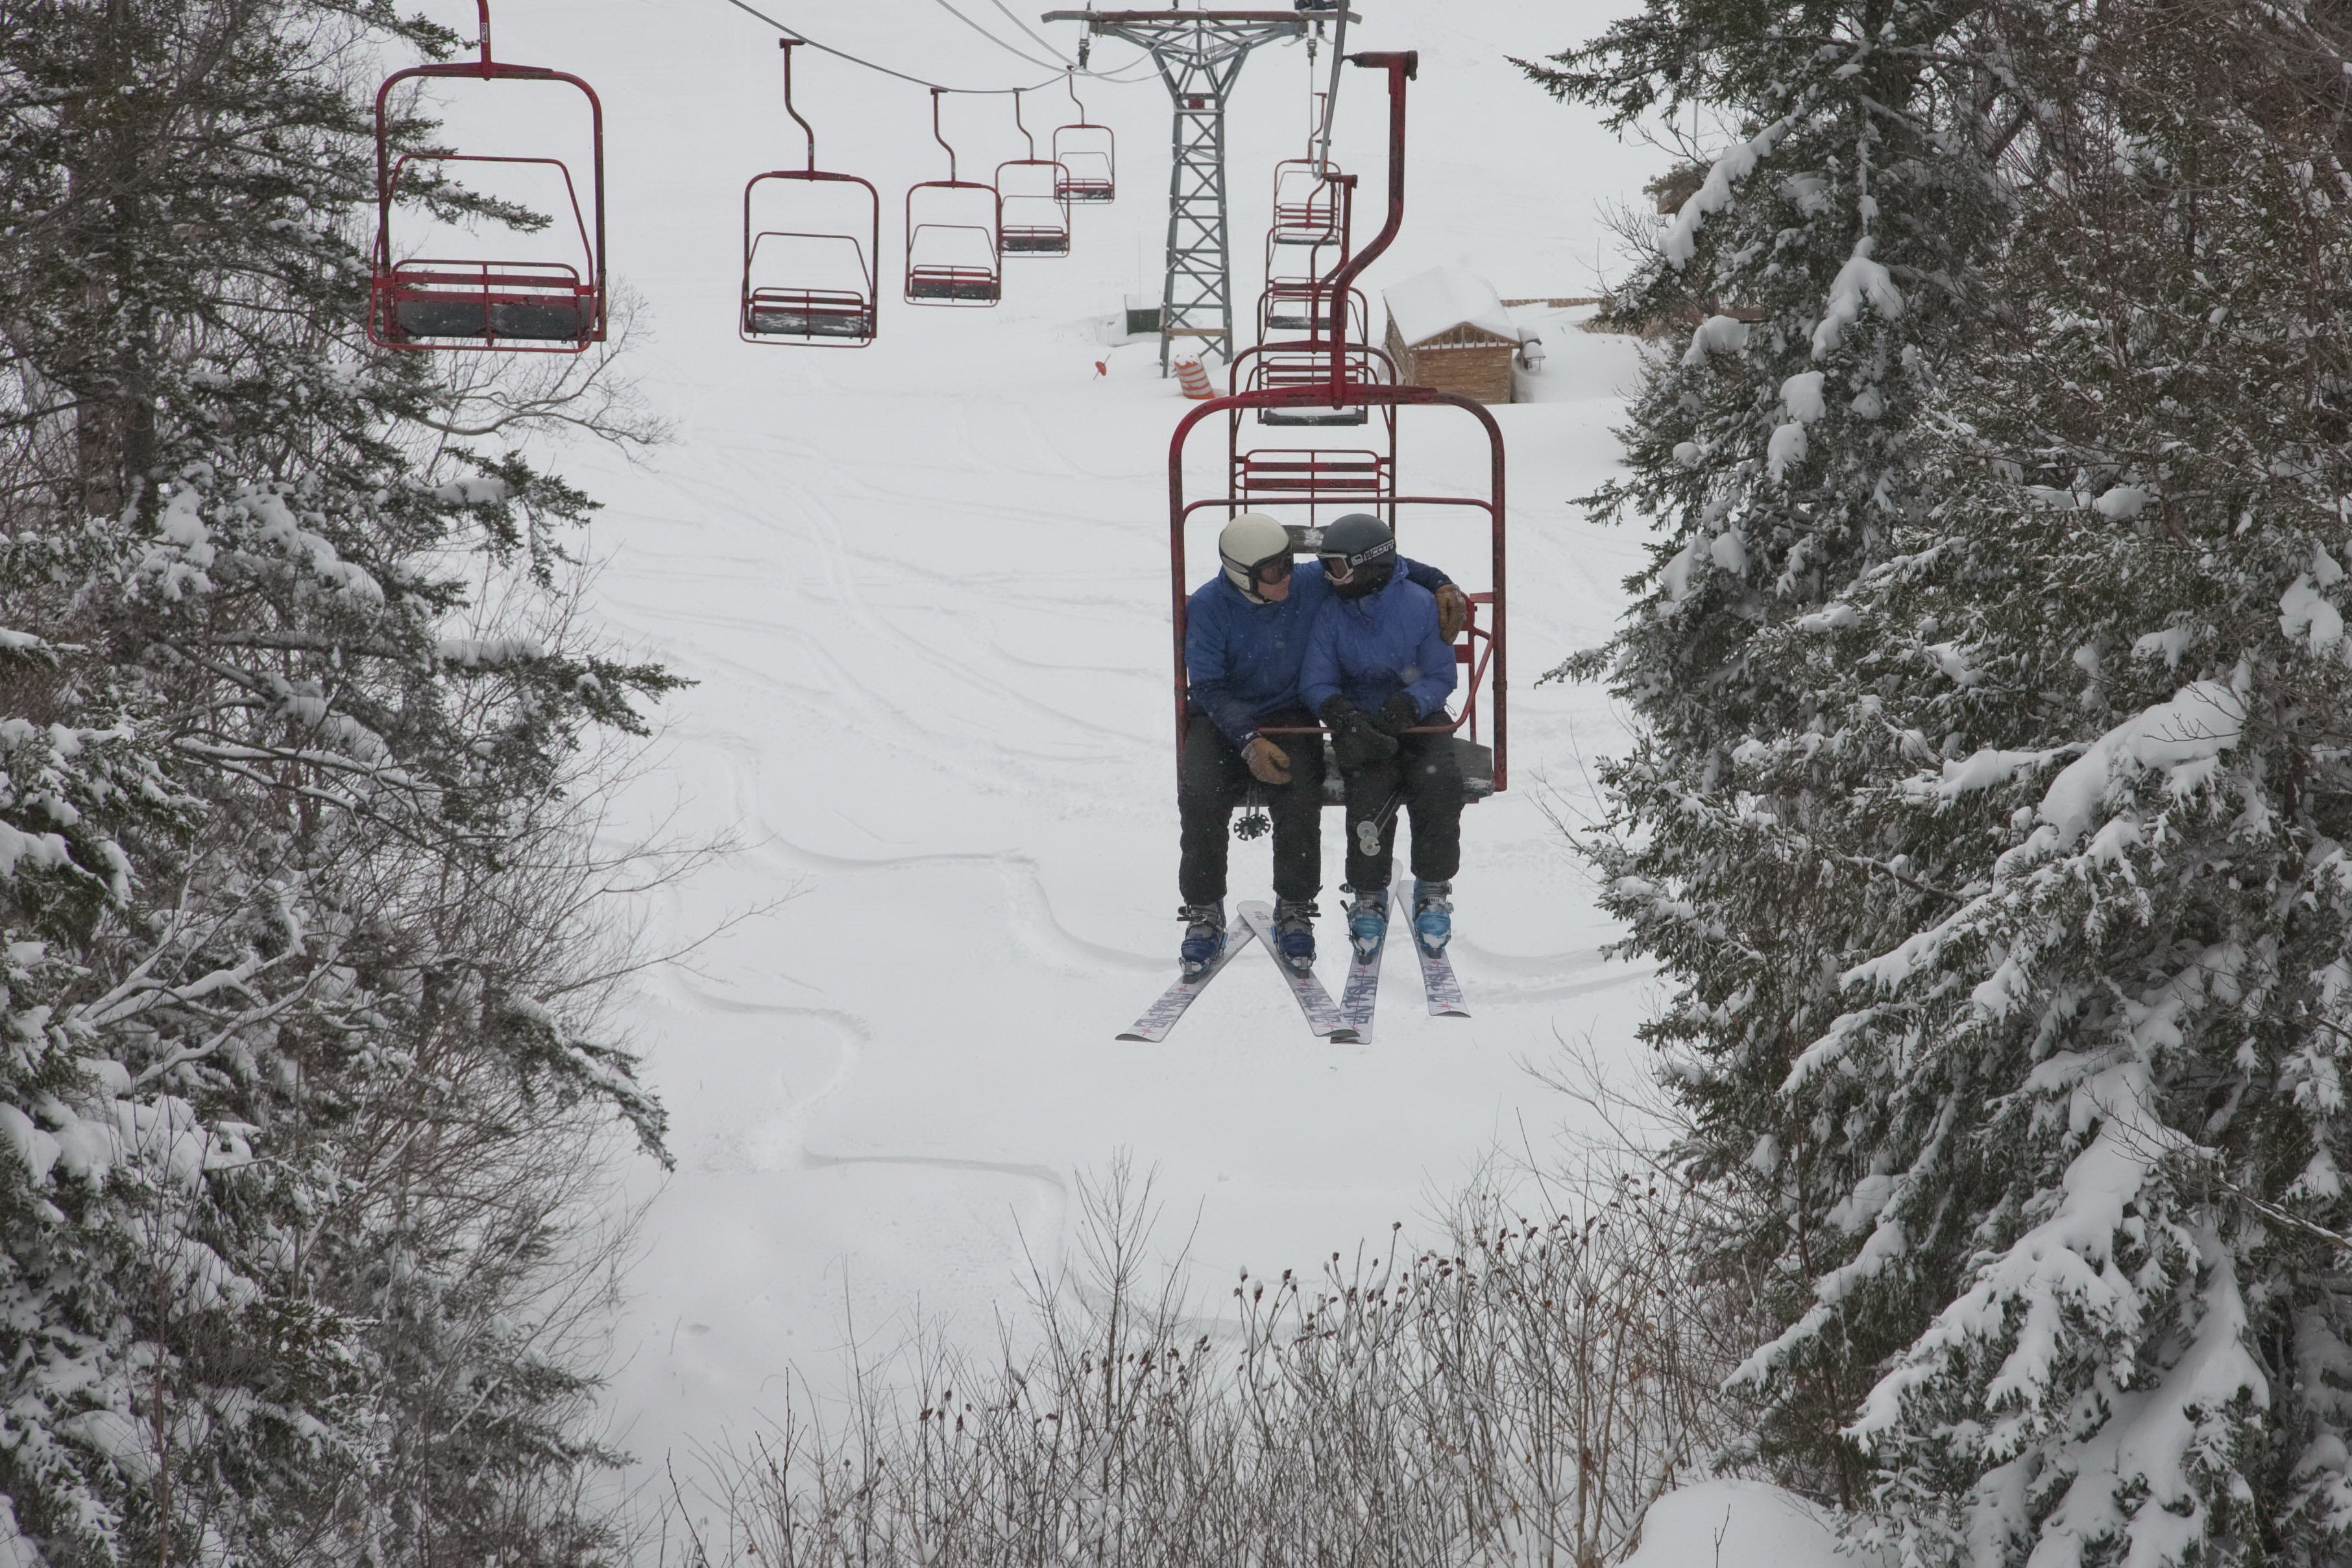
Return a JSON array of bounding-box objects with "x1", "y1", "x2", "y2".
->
[
  {"x1": 1250, "y1": 555, "x2": 1295, "y2": 585},
  {"x1": 1318, "y1": 541, "x2": 1394, "y2": 585}
]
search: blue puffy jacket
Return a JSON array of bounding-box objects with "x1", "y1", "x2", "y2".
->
[
  {"x1": 1186, "y1": 557, "x2": 1450, "y2": 746},
  {"x1": 1300, "y1": 571, "x2": 1457, "y2": 721}
]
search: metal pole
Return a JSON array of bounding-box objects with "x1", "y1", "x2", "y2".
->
[{"x1": 1046, "y1": 10, "x2": 1340, "y2": 374}]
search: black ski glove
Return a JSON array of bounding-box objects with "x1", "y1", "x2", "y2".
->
[
  {"x1": 1374, "y1": 692, "x2": 1422, "y2": 735},
  {"x1": 1320, "y1": 697, "x2": 1399, "y2": 769}
]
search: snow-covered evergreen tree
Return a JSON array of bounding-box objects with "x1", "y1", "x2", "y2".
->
[
  {"x1": 1535, "y1": 0, "x2": 2352, "y2": 1560},
  {"x1": 0, "y1": 2, "x2": 674, "y2": 1561},
  {"x1": 1522, "y1": 0, "x2": 2017, "y2": 1503}
]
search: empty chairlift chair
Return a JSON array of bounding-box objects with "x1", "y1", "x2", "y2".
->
[
  {"x1": 370, "y1": 0, "x2": 605, "y2": 352},
  {"x1": 996, "y1": 90, "x2": 1072, "y2": 258},
  {"x1": 1270, "y1": 157, "x2": 1346, "y2": 246},
  {"x1": 742, "y1": 40, "x2": 880, "y2": 346},
  {"x1": 1052, "y1": 73, "x2": 1115, "y2": 202},
  {"x1": 905, "y1": 90, "x2": 1002, "y2": 304}
]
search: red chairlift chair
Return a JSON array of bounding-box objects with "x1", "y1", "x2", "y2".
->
[
  {"x1": 996, "y1": 91, "x2": 1073, "y2": 258},
  {"x1": 906, "y1": 90, "x2": 1002, "y2": 305},
  {"x1": 370, "y1": 0, "x2": 605, "y2": 352},
  {"x1": 1052, "y1": 73, "x2": 1115, "y2": 202},
  {"x1": 1270, "y1": 157, "x2": 1347, "y2": 246},
  {"x1": 1170, "y1": 52, "x2": 1508, "y2": 801},
  {"x1": 742, "y1": 40, "x2": 880, "y2": 346}
]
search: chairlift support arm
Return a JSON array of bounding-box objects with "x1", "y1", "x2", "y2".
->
[
  {"x1": 779, "y1": 38, "x2": 816, "y2": 171},
  {"x1": 1322, "y1": 51, "x2": 1412, "y2": 388}
]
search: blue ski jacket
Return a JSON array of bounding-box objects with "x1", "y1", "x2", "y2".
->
[
  {"x1": 1185, "y1": 557, "x2": 1450, "y2": 747},
  {"x1": 1300, "y1": 571, "x2": 1457, "y2": 721}
]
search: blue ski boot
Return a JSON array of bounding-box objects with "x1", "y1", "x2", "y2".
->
[
  {"x1": 1272, "y1": 898, "x2": 1318, "y2": 974},
  {"x1": 1178, "y1": 900, "x2": 1226, "y2": 978},
  {"x1": 1412, "y1": 878, "x2": 1453, "y2": 954},
  {"x1": 1344, "y1": 886, "x2": 1388, "y2": 961}
]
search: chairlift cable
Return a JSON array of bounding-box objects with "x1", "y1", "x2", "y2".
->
[
  {"x1": 980, "y1": 0, "x2": 1079, "y2": 66},
  {"x1": 927, "y1": 0, "x2": 1067, "y2": 71},
  {"x1": 712, "y1": 0, "x2": 1148, "y2": 92}
]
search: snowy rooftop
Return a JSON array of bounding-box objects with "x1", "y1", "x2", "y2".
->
[{"x1": 1384, "y1": 265, "x2": 1518, "y2": 346}]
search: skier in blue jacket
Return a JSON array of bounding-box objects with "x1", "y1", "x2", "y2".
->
[
  {"x1": 1180, "y1": 512, "x2": 1464, "y2": 976},
  {"x1": 1299, "y1": 514, "x2": 1464, "y2": 960}
]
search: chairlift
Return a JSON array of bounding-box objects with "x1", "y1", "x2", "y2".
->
[
  {"x1": 742, "y1": 40, "x2": 880, "y2": 346},
  {"x1": 997, "y1": 91, "x2": 1073, "y2": 257},
  {"x1": 1270, "y1": 157, "x2": 1347, "y2": 246},
  {"x1": 1170, "y1": 52, "x2": 1508, "y2": 801},
  {"x1": 906, "y1": 90, "x2": 1002, "y2": 305},
  {"x1": 1052, "y1": 72, "x2": 1115, "y2": 202},
  {"x1": 370, "y1": 0, "x2": 605, "y2": 352}
]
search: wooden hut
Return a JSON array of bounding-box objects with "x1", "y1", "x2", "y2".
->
[{"x1": 1382, "y1": 267, "x2": 1520, "y2": 405}]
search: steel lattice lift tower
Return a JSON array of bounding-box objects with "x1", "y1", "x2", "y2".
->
[{"x1": 1044, "y1": 7, "x2": 1356, "y2": 373}]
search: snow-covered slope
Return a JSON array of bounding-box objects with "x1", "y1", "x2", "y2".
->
[{"x1": 400, "y1": 0, "x2": 1664, "y2": 1494}]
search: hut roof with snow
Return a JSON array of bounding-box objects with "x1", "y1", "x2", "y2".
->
[{"x1": 1382, "y1": 266, "x2": 1519, "y2": 404}]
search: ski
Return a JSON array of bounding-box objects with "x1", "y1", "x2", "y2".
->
[
  {"x1": 1237, "y1": 902, "x2": 1359, "y2": 1041},
  {"x1": 1339, "y1": 915, "x2": 1388, "y2": 1044},
  {"x1": 1116, "y1": 921, "x2": 1259, "y2": 1042},
  {"x1": 1396, "y1": 886, "x2": 1470, "y2": 1017}
]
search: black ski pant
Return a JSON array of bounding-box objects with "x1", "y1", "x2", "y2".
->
[
  {"x1": 1178, "y1": 707, "x2": 1326, "y2": 906},
  {"x1": 1339, "y1": 729, "x2": 1462, "y2": 892}
]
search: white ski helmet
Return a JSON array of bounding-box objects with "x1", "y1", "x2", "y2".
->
[{"x1": 1218, "y1": 512, "x2": 1293, "y2": 602}]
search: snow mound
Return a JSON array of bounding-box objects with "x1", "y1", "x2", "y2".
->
[
  {"x1": 1623, "y1": 1480, "x2": 1860, "y2": 1568},
  {"x1": 1383, "y1": 265, "x2": 1516, "y2": 345}
]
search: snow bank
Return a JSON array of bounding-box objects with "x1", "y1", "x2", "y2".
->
[
  {"x1": 1622, "y1": 1480, "x2": 1858, "y2": 1568},
  {"x1": 1383, "y1": 265, "x2": 1516, "y2": 346}
]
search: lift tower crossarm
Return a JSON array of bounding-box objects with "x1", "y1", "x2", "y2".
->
[{"x1": 1045, "y1": 8, "x2": 1358, "y2": 372}]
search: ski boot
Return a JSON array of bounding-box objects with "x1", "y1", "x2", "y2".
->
[
  {"x1": 1271, "y1": 898, "x2": 1318, "y2": 974},
  {"x1": 1178, "y1": 900, "x2": 1226, "y2": 978},
  {"x1": 1412, "y1": 878, "x2": 1453, "y2": 954},
  {"x1": 1344, "y1": 886, "x2": 1388, "y2": 961}
]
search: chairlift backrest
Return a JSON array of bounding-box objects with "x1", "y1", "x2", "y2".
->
[
  {"x1": 370, "y1": 0, "x2": 606, "y2": 353},
  {"x1": 742, "y1": 40, "x2": 880, "y2": 346}
]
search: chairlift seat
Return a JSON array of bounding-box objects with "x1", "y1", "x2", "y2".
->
[
  {"x1": 375, "y1": 260, "x2": 596, "y2": 346},
  {"x1": 907, "y1": 263, "x2": 1000, "y2": 302},
  {"x1": 744, "y1": 285, "x2": 875, "y2": 340}
]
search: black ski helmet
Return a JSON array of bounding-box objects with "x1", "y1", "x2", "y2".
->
[{"x1": 1318, "y1": 513, "x2": 1396, "y2": 599}]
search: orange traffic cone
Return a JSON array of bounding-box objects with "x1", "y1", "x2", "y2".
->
[{"x1": 1174, "y1": 356, "x2": 1215, "y2": 400}]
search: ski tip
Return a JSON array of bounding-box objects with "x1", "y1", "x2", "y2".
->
[{"x1": 1326, "y1": 1027, "x2": 1361, "y2": 1043}]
